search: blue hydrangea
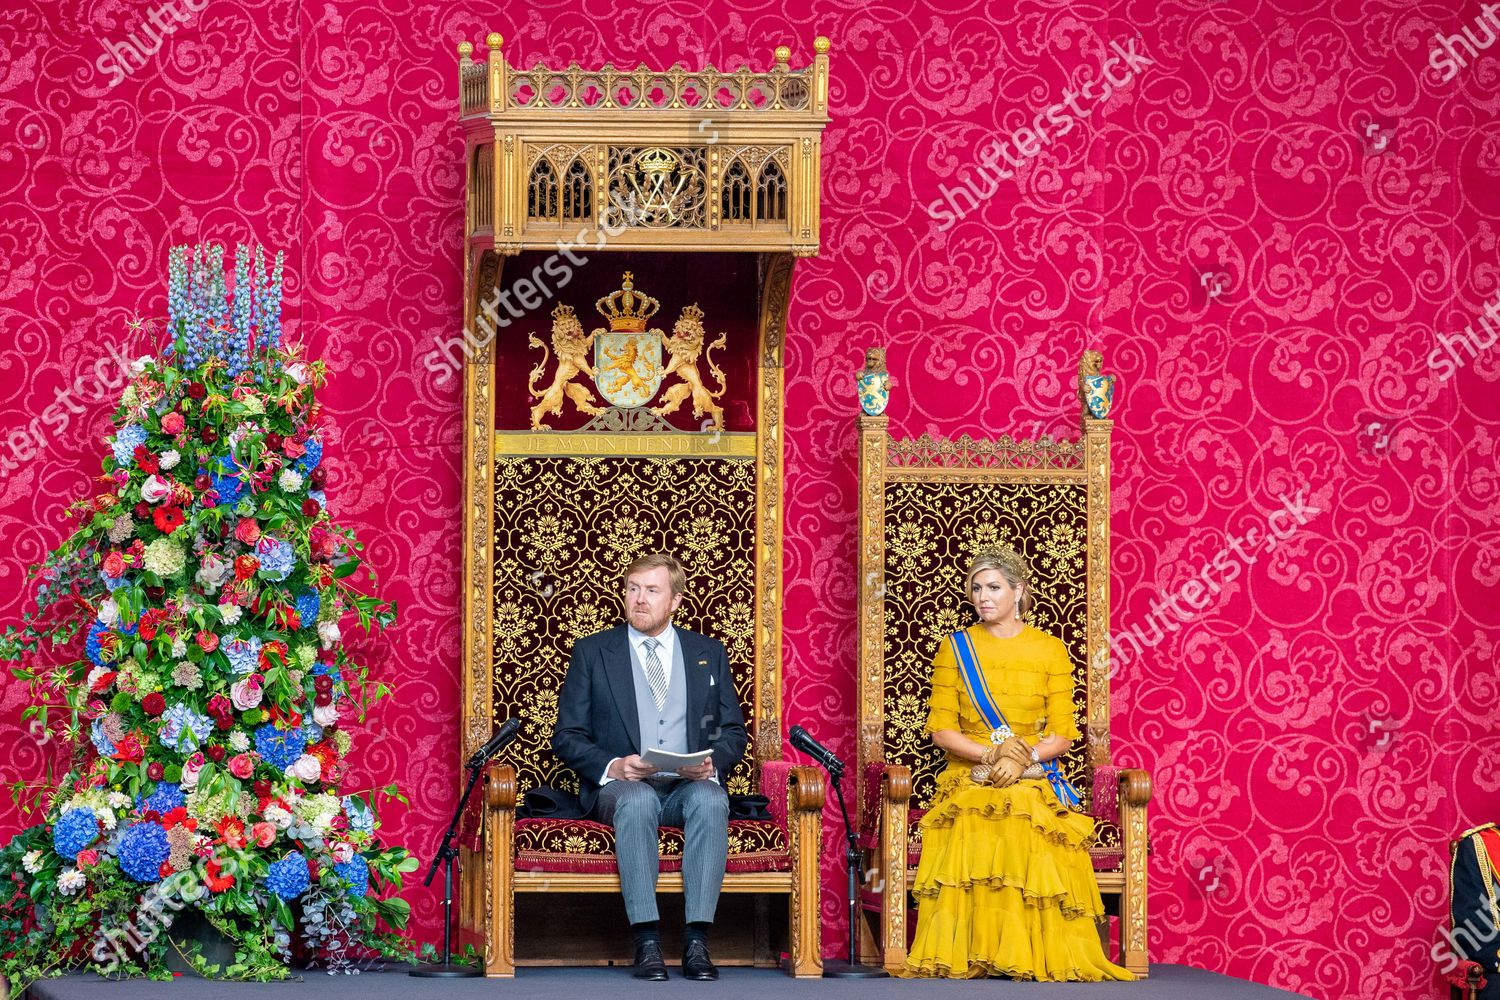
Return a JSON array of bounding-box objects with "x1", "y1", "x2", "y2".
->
[
  {"x1": 158, "y1": 703, "x2": 212, "y2": 752},
  {"x1": 266, "y1": 852, "x2": 310, "y2": 899},
  {"x1": 89, "y1": 718, "x2": 116, "y2": 757},
  {"x1": 332, "y1": 854, "x2": 369, "y2": 897},
  {"x1": 118, "y1": 821, "x2": 170, "y2": 882},
  {"x1": 294, "y1": 438, "x2": 322, "y2": 475},
  {"x1": 85, "y1": 622, "x2": 109, "y2": 666},
  {"x1": 100, "y1": 570, "x2": 127, "y2": 591},
  {"x1": 342, "y1": 796, "x2": 375, "y2": 836},
  {"x1": 142, "y1": 782, "x2": 185, "y2": 814},
  {"x1": 257, "y1": 537, "x2": 295, "y2": 582},
  {"x1": 254, "y1": 723, "x2": 307, "y2": 771},
  {"x1": 111, "y1": 425, "x2": 148, "y2": 466},
  {"x1": 53, "y1": 808, "x2": 98, "y2": 860},
  {"x1": 211, "y1": 470, "x2": 245, "y2": 506},
  {"x1": 312, "y1": 662, "x2": 342, "y2": 683},
  {"x1": 295, "y1": 590, "x2": 320, "y2": 628},
  {"x1": 304, "y1": 721, "x2": 324, "y2": 743},
  {"x1": 223, "y1": 635, "x2": 263, "y2": 676}
]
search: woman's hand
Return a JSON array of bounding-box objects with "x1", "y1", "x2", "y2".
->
[{"x1": 988, "y1": 756, "x2": 1025, "y2": 787}]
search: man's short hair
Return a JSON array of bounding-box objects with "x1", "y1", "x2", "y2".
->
[{"x1": 624, "y1": 552, "x2": 687, "y2": 596}]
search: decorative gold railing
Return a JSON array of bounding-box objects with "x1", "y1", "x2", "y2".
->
[{"x1": 457, "y1": 33, "x2": 830, "y2": 120}]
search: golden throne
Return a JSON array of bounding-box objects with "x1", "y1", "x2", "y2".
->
[
  {"x1": 853, "y1": 349, "x2": 1152, "y2": 975},
  {"x1": 450, "y1": 33, "x2": 832, "y2": 977}
]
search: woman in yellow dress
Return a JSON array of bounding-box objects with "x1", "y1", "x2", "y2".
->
[{"x1": 901, "y1": 549, "x2": 1134, "y2": 981}]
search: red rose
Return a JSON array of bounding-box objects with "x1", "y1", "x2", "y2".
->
[
  {"x1": 159, "y1": 861, "x2": 174, "y2": 878},
  {"x1": 208, "y1": 693, "x2": 232, "y2": 717},
  {"x1": 161, "y1": 411, "x2": 185, "y2": 435},
  {"x1": 235, "y1": 519, "x2": 261, "y2": 545},
  {"x1": 200, "y1": 427, "x2": 217, "y2": 444},
  {"x1": 206, "y1": 744, "x2": 226, "y2": 762},
  {"x1": 142, "y1": 692, "x2": 166, "y2": 716},
  {"x1": 265, "y1": 432, "x2": 283, "y2": 449},
  {"x1": 195, "y1": 630, "x2": 219, "y2": 653},
  {"x1": 187, "y1": 382, "x2": 206, "y2": 400},
  {"x1": 306, "y1": 856, "x2": 319, "y2": 880},
  {"x1": 134, "y1": 501, "x2": 151, "y2": 519},
  {"x1": 103, "y1": 552, "x2": 125, "y2": 578},
  {"x1": 301, "y1": 499, "x2": 320, "y2": 517},
  {"x1": 147, "y1": 762, "x2": 165, "y2": 780},
  {"x1": 153, "y1": 505, "x2": 185, "y2": 534}
]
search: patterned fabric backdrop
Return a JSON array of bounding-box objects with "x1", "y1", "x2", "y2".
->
[{"x1": 1, "y1": 3, "x2": 1497, "y2": 998}]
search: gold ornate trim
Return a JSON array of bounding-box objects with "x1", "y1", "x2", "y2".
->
[
  {"x1": 754, "y1": 252, "x2": 794, "y2": 761},
  {"x1": 493, "y1": 431, "x2": 755, "y2": 457},
  {"x1": 888, "y1": 433, "x2": 1084, "y2": 471}
]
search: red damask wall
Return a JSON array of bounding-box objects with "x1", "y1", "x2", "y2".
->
[{"x1": 2, "y1": 3, "x2": 1497, "y2": 998}]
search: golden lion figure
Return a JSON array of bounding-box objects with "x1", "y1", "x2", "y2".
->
[
  {"x1": 599, "y1": 337, "x2": 659, "y2": 399},
  {"x1": 653, "y1": 304, "x2": 727, "y2": 430},
  {"x1": 528, "y1": 305, "x2": 604, "y2": 429}
]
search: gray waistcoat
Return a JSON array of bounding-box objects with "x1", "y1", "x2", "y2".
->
[{"x1": 630, "y1": 631, "x2": 688, "y2": 755}]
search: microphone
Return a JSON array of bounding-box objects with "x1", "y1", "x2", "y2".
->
[
  {"x1": 465, "y1": 717, "x2": 523, "y2": 770},
  {"x1": 789, "y1": 724, "x2": 844, "y2": 778}
]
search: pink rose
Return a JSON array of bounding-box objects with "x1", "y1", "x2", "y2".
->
[
  {"x1": 230, "y1": 675, "x2": 264, "y2": 712},
  {"x1": 140, "y1": 475, "x2": 174, "y2": 504},
  {"x1": 312, "y1": 702, "x2": 339, "y2": 727},
  {"x1": 250, "y1": 822, "x2": 276, "y2": 848},
  {"x1": 181, "y1": 752, "x2": 206, "y2": 790},
  {"x1": 77, "y1": 849, "x2": 100, "y2": 868},
  {"x1": 235, "y1": 519, "x2": 261, "y2": 545},
  {"x1": 288, "y1": 754, "x2": 322, "y2": 782},
  {"x1": 161, "y1": 411, "x2": 185, "y2": 435},
  {"x1": 227, "y1": 753, "x2": 255, "y2": 779}
]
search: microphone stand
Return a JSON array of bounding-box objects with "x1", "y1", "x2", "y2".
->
[
  {"x1": 409, "y1": 758, "x2": 488, "y2": 978},
  {"x1": 819, "y1": 759, "x2": 888, "y2": 978}
]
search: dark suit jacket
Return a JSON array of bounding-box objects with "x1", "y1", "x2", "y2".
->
[{"x1": 552, "y1": 623, "x2": 748, "y2": 816}]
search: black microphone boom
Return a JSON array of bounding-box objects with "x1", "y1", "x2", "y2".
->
[
  {"x1": 466, "y1": 717, "x2": 523, "y2": 770},
  {"x1": 789, "y1": 724, "x2": 844, "y2": 777}
]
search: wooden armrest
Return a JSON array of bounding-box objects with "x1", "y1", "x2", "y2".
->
[
  {"x1": 882, "y1": 764, "x2": 912, "y2": 805},
  {"x1": 485, "y1": 761, "x2": 517, "y2": 810},
  {"x1": 788, "y1": 765, "x2": 825, "y2": 812},
  {"x1": 1120, "y1": 768, "x2": 1152, "y2": 808},
  {"x1": 1445, "y1": 959, "x2": 1486, "y2": 993}
]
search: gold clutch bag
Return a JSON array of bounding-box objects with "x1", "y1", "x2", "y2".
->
[{"x1": 970, "y1": 763, "x2": 1046, "y2": 783}]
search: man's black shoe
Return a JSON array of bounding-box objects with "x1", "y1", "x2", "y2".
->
[
  {"x1": 633, "y1": 939, "x2": 669, "y2": 981},
  {"x1": 681, "y1": 940, "x2": 718, "y2": 981}
]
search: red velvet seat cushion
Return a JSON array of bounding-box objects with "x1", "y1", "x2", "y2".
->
[{"x1": 513, "y1": 817, "x2": 790, "y2": 874}]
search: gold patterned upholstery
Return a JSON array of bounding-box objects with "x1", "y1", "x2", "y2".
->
[
  {"x1": 512, "y1": 818, "x2": 789, "y2": 873},
  {"x1": 854, "y1": 350, "x2": 1152, "y2": 976}
]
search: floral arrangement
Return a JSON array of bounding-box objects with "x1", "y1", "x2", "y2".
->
[{"x1": 0, "y1": 243, "x2": 413, "y2": 991}]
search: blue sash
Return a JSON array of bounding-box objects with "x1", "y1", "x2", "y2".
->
[{"x1": 949, "y1": 630, "x2": 1083, "y2": 810}]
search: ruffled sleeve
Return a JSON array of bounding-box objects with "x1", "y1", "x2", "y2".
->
[
  {"x1": 1043, "y1": 636, "x2": 1082, "y2": 742},
  {"x1": 924, "y1": 635, "x2": 961, "y2": 735}
]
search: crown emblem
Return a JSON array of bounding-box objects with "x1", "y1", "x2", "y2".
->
[
  {"x1": 595, "y1": 272, "x2": 660, "y2": 332},
  {"x1": 635, "y1": 147, "x2": 679, "y2": 176}
]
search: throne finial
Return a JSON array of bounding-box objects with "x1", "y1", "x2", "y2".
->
[{"x1": 595, "y1": 272, "x2": 661, "y2": 333}]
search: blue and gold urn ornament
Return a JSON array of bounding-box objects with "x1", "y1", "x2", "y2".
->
[
  {"x1": 1079, "y1": 349, "x2": 1116, "y2": 419},
  {"x1": 857, "y1": 347, "x2": 892, "y2": 416}
]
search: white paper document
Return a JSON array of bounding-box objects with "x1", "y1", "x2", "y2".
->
[{"x1": 642, "y1": 748, "x2": 713, "y2": 771}]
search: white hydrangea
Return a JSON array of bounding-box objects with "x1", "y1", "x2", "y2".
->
[
  {"x1": 142, "y1": 537, "x2": 186, "y2": 578},
  {"x1": 159, "y1": 449, "x2": 180, "y2": 470},
  {"x1": 279, "y1": 469, "x2": 304, "y2": 492}
]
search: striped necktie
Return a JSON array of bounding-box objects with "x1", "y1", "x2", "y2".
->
[{"x1": 641, "y1": 637, "x2": 667, "y2": 712}]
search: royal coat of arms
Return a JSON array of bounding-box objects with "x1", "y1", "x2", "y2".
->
[{"x1": 527, "y1": 272, "x2": 726, "y2": 431}]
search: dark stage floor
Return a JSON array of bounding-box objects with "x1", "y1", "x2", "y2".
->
[{"x1": 25, "y1": 964, "x2": 1312, "y2": 999}]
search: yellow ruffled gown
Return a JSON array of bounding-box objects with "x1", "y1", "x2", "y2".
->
[{"x1": 900, "y1": 624, "x2": 1134, "y2": 981}]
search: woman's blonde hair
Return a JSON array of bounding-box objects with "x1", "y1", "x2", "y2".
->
[{"x1": 966, "y1": 548, "x2": 1033, "y2": 618}]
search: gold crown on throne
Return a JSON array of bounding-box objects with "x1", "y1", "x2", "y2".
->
[{"x1": 596, "y1": 272, "x2": 661, "y2": 332}]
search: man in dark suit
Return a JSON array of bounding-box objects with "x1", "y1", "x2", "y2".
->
[{"x1": 552, "y1": 553, "x2": 747, "y2": 982}]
